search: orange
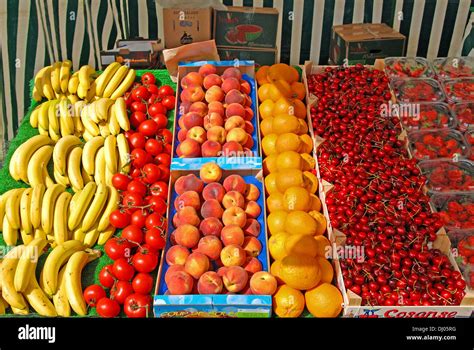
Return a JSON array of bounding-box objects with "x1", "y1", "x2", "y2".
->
[
  {"x1": 276, "y1": 151, "x2": 302, "y2": 171},
  {"x1": 273, "y1": 97, "x2": 293, "y2": 116},
  {"x1": 272, "y1": 114, "x2": 301, "y2": 135},
  {"x1": 271, "y1": 260, "x2": 283, "y2": 283},
  {"x1": 257, "y1": 83, "x2": 273, "y2": 102},
  {"x1": 284, "y1": 211, "x2": 318, "y2": 236},
  {"x1": 316, "y1": 257, "x2": 334, "y2": 284},
  {"x1": 293, "y1": 99, "x2": 307, "y2": 119},
  {"x1": 266, "y1": 192, "x2": 286, "y2": 213},
  {"x1": 309, "y1": 210, "x2": 327, "y2": 236},
  {"x1": 268, "y1": 231, "x2": 290, "y2": 260},
  {"x1": 273, "y1": 285, "x2": 305, "y2": 318},
  {"x1": 283, "y1": 186, "x2": 311, "y2": 211},
  {"x1": 301, "y1": 153, "x2": 316, "y2": 171},
  {"x1": 297, "y1": 118, "x2": 309, "y2": 134},
  {"x1": 267, "y1": 210, "x2": 288, "y2": 235},
  {"x1": 314, "y1": 236, "x2": 331, "y2": 258},
  {"x1": 259, "y1": 99, "x2": 274, "y2": 119},
  {"x1": 303, "y1": 171, "x2": 318, "y2": 194},
  {"x1": 263, "y1": 154, "x2": 278, "y2": 174},
  {"x1": 279, "y1": 254, "x2": 321, "y2": 290},
  {"x1": 305, "y1": 283, "x2": 343, "y2": 318},
  {"x1": 309, "y1": 194, "x2": 322, "y2": 212},
  {"x1": 256, "y1": 65, "x2": 270, "y2": 85},
  {"x1": 291, "y1": 81, "x2": 306, "y2": 100},
  {"x1": 272, "y1": 79, "x2": 292, "y2": 98},
  {"x1": 299, "y1": 134, "x2": 313, "y2": 153},
  {"x1": 267, "y1": 63, "x2": 300, "y2": 84},
  {"x1": 268, "y1": 84, "x2": 284, "y2": 102},
  {"x1": 262, "y1": 134, "x2": 278, "y2": 156},
  {"x1": 264, "y1": 173, "x2": 279, "y2": 195},
  {"x1": 285, "y1": 234, "x2": 318, "y2": 257},
  {"x1": 275, "y1": 169, "x2": 304, "y2": 192},
  {"x1": 276, "y1": 133, "x2": 302, "y2": 153},
  {"x1": 260, "y1": 117, "x2": 274, "y2": 136}
]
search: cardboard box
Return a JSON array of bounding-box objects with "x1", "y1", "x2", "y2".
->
[
  {"x1": 163, "y1": 8, "x2": 212, "y2": 49},
  {"x1": 100, "y1": 40, "x2": 163, "y2": 68},
  {"x1": 217, "y1": 46, "x2": 277, "y2": 67},
  {"x1": 329, "y1": 23, "x2": 405, "y2": 65},
  {"x1": 214, "y1": 6, "x2": 278, "y2": 48}
]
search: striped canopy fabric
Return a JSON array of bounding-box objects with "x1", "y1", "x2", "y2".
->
[{"x1": 0, "y1": 0, "x2": 473, "y2": 162}]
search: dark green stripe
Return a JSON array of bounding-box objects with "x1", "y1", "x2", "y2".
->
[
  {"x1": 40, "y1": 1, "x2": 55, "y2": 61},
  {"x1": 128, "y1": 0, "x2": 138, "y2": 38},
  {"x1": 364, "y1": 0, "x2": 374, "y2": 23},
  {"x1": 223, "y1": 0, "x2": 233, "y2": 6},
  {"x1": 263, "y1": 0, "x2": 274, "y2": 7},
  {"x1": 320, "y1": 0, "x2": 335, "y2": 64},
  {"x1": 416, "y1": 0, "x2": 433, "y2": 57},
  {"x1": 24, "y1": 0, "x2": 39, "y2": 114},
  {"x1": 299, "y1": 0, "x2": 315, "y2": 63},
  {"x1": 52, "y1": 0, "x2": 61, "y2": 60},
  {"x1": 97, "y1": 0, "x2": 109, "y2": 50},
  {"x1": 243, "y1": 0, "x2": 253, "y2": 6},
  {"x1": 7, "y1": 0, "x2": 19, "y2": 133},
  {"x1": 438, "y1": 1, "x2": 459, "y2": 56},
  {"x1": 0, "y1": 36, "x2": 7, "y2": 146},
  {"x1": 381, "y1": 0, "x2": 395, "y2": 26},
  {"x1": 108, "y1": 8, "x2": 118, "y2": 50},
  {"x1": 66, "y1": 0, "x2": 78, "y2": 59},
  {"x1": 112, "y1": 0, "x2": 124, "y2": 39},
  {"x1": 399, "y1": 0, "x2": 414, "y2": 40},
  {"x1": 81, "y1": 1, "x2": 91, "y2": 67},
  {"x1": 343, "y1": 0, "x2": 354, "y2": 24},
  {"x1": 123, "y1": 0, "x2": 129, "y2": 37},
  {"x1": 147, "y1": 0, "x2": 158, "y2": 40}
]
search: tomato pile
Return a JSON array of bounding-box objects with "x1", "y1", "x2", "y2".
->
[
  {"x1": 393, "y1": 79, "x2": 445, "y2": 102},
  {"x1": 400, "y1": 103, "x2": 453, "y2": 130},
  {"x1": 453, "y1": 103, "x2": 474, "y2": 131},
  {"x1": 432, "y1": 57, "x2": 474, "y2": 79},
  {"x1": 432, "y1": 194, "x2": 474, "y2": 230},
  {"x1": 418, "y1": 160, "x2": 474, "y2": 192},
  {"x1": 409, "y1": 130, "x2": 469, "y2": 160},
  {"x1": 444, "y1": 78, "x2": 474, "y2": 103},
  {"x1": 385, "y1": 57, "x2": 432, "y2": 78},
  {"x1": 308, "y1": 64, "x2": 467, "y2": 306}
]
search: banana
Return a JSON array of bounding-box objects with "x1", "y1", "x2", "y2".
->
[
  {"x1": 5, "y1": 188, "x2": 25, "y2": 230},
  {"x1": 81, "y1": 136, "x2": 105, "y2": 176},
  {"x1": 77, "y1": 84, "x2": 88, "y2": 100},
  {"x1": 3, "y1": 215, "x2": 19, "y2": 246},
  {"x1": 29, "y1": 105, "x2": 41, "y2": 128},
  {"x1": 30, "y1": 184, "x2": 46, "y2": 229},
  {"x1": 104, "y1": 135, "x2": 118, "y2": 174},
  {"x1": 99, "y1": 122, "x2": 111, "y2": 138},
  {"x1": 95, "y1": 62, "x2": 121, "y2": 96},
  {"x1": 95, "y1": 98, "x2": 115, "y2": 122},
  {"x1": 14, "y1": 238, "x2": 48, "y2": 292},
  {"x1": 110, "y1": 68, "x2": 136, "y2": 100},
  {"x1": 0, "y1": 190, "x2": 11, "y2": 224},
  {"x1": 50, "y1": 62, "x2": 62, "y2": 94},
  {"x1": 53, "y1": 192, "x2": 72, "y2": 244},
  {"x1": 20, "y1": 229, "x2": 34, "y2": 245},
  {"x1": 44, "y1": 168, "x2": 55, "y2": 188},
  {"x1": 78, "y1": 65, "x2": 94, "y2": 91},
  {"x1": 37, "y1": 100, "x2": 51, "y2": 131},
  {"x1": 114, "y1": 97, "x2": 130, "y2": 131},
  {"x1": 73, "y1": 227, "x2": 86, "y2": 242},
  {"x1": 82, "y1": 168, "x2": 94, "y2": 185},
  {"x1": 54, "y1": 168, "x2": 70, "y2": 187},
  {"x1": 82, "y1": 131, "x2": 94, "y2": 142},
  {"x1": 102, "y1": 65, "x2": 129, "y2": 98},
  {"x1": 12, "y1": 306, "x2": 29, "y2": 315},
  {"x1": 0, "y1": 295, "x2": 7, "y2": 314},
  {"x1": 85, "y1": 81, "x2": 97, "y2": 102},
  {"x1": 27, "y1": 145, "x2": 53, "y2": 187},
  {"x1": 88, "y1": 100, "x2": 100, "y2": 123},
  {"x1": 82, "y1": 183, "x2": 108, "y2": 231},
  {"x1": 53, "y1": 135, "x2": 82, "y2": 176},
  {"x1": 105, "y1": 163, "x2": 115, "y2": 186},
  {"x1": 68, "y1": 182, "x2": 97, "y2": 231},
  {"x1": 68, "y1": 94, "x2": 79, "y2": 104},
  {"x1": 83, "y1": 226, "x2": 100, "y2": 248},
  {"x1": 94, "y1": 147, "x2": 106, "y2": 185},
  {"x1": 41, "y1": 240, "x2": 85, "y2": 296},
  {"x1": 32, "y1": 86, "x2": 43, "y2": 102},
  {"x1": 67, "y1": 146, "x2": 84, "y2": 192},
  {"x1": 34, "y1": 66, "x2": 50, "y2": 94},
  {"x1": 9, "y1": 134, "x2": 53, "y2": 182},
  {"x1": 24, "y1": 273, "x2": 58, "y2": 317},
  {"x1": 81, "y1": 104, "x2": 100, "y2": 136},
  {"x1": 19, "y1": 188, "x2": 33, "y2": 235},
  {"x1": 38, "y1": 125, "x2": 48, "y2": 136},
  {"x1": 59, "y1": 98, "x2": 75, "y2": 137},
  {"x1": 107, "y1": 104, "x2": 121, "y2": 135},
  {"x1": 41, "y1": 184, "x2": 66, "y2": 234},
  {"x1": 97, "y1": 225, "x2": 117, "y2": 245},
  {"x1": 41, "y1": 67, "x2": 56, "y2": 100},
  {"x1": 65, "y1": 250, "x2": 100, "y2": 315},
  {"x1": 116, "y1": 133, "x2": 131, "y2": 173},
  {"x1": 1, "y1": 245, "x2": 28, "y2": 310},
  {"x1": 47, "y1": 99, "x2": 60, "y2": 134},
  {"x1": 60, "y1": 60, "x2": 72, "y2": 93},
  {"x1": 53, "y1": 265, "x2": 70, "y2": 317},
  {"x1": 34, "y1": 228, "x2": 47, "y2": 240},
  {"x1": 68, "y1": 72, "x2": 80, "y2": 95}
]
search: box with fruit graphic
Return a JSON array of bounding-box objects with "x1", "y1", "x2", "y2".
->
[
  {"x1": 217, "y1": 46, "x2": 278, "y2": 67},
  {"x1": 153, "y1": 165, "x2": 272, "y2": 318},
  {"x1": 171, "y1": 60, "x2": 261, "y2": 170}
]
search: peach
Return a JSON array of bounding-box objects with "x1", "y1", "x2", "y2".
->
[
  {"x1": 243, "y1": 257, "x2": 263, "y2": 275},
  {"x1": 225, "y1": 103, "x2": 246, "y2": 119},
  {"x1": 202, "y1": 182, "x2": 226, "y2": 202},
  {"x1": 197, "y1": 271, "x2": 223, "y2": 294},
  {"x1": 165, "y1": 265, "x2": 185, "y2": 285},
  {"x1": 243, "y1": 148, "x2": 253, "y2": 156},
  {"x1": 184, "y1": 252, "x2": 210, "y2": 279},
  {"x1": 201, "y1": 140, "x2": 222, "y2": 157},
  {"x1": 225, "y1": 89, "x2": 245, "y2": 105},
  {"x1": 203, "y1": 112, "x2": 224, "y2": 130},
  {"x1": 167, "y1": 270, "x2": 194, "y2": 295},
  {"x1": 199, "y1": 217, "x2": 223, "y2": 237},
  {"x1": 166, "y1": 245, "x2": 190, "y2": 266},
  {"x1": 222, "y1": 266, "x2": 248, "y2": 293},
  {"x1": 222, "y1": 191, "x2": 245, "y2": 209},
  {"x1": 174, "y1": 191, "x2": 201, "y2": 211},
  {"x1": 222, "y1": 207, "x2": 247, "y2": 228},
  {"x1": 221, "y1": 77, "x2": 241, "y2": 94},
  {"x1": 208, "y1": 101, "x2": 225, "y2": 117},
  {"x1": 220, "y1": 244, "x2": 247, "y2": 267},
  {"x1": 181, "y1": 71, "x2": 203, "y2": 89},
  {"x1": 223, "y1": 174, "x2": 247, "y2": 193},
  {"x1": 241, "y1": 282, "x2": 253, "y2": 295},
  {"x1": 199, "y1": 162, "x2": 223, "y2": 183},
  {"x1": 181, "y1": 112, "x2": 203, "y2": 129},
  {"x1": 244, "y1": 107, "x2": 254, "y2": 120},
  {"x1": 169, "y1": 232, "x2": 177, "y2": 245},
  {"x1": 179, "y1": 101, "x2": 191, "y2": 114},
  {"x1": 197, "y1": 235, "x2": 223, "y2": 260},
  {"x1": 207, "y1": 126, "x2": 227, "y2": 144},
  {"x1": 243, "y1": 136, "x2": 254, "y2": 150},
  {"x1": 186, "y1": 126, "x2": 207, "y2": 144},
  {"x1": 217, "y1": 266, "x2": 228, "y2": 277},
  {"x1": 180, "y1": 86, "x2": 205, "y2": 103},
  {"x1": 244, "y1": 121, "x2": 254, "y2": 134},
  {"x1": 220, "y1": 225, "x2": 245, "y2": 246},
  {"x1": 240, "y1": 81, "x2": 251, "y2": 95},
  {"x1": 201, "y1": 199, "x2": 224, "y2": 219},
  {"x1": 222, "y1": 141, "x2": 243, "y2": 157},
  {"x1": 175, "y1": 174, "x2": 204, "y2": 195},
  {"x1": 243, "y1": 218, "x2": 260, "y2": 237},
  {"x1": 244, "y1": 95, "x2": 252, "y2": 107},
  {"x1": 224, "y1": 116, "x2": 246, "y2": 131},
  {"x1": 222, "y1": 67, "x2": 242, "y2": 80},
  {"x1": 203, "y1": 74, "x2": 223, "y2": 89},
  {"x1": 244, "y1": 183, "x2": 260, "y2": 201},
  {"x1": 176, "y1": 138, "x2": 201, "y2": 158},
  {"x1": 174, "y1": 224, "x2": 201, "y2": 249},
  {"x1": 177, "y1": 128, "x2": 188, "y2": 142},
  {"x1": 173, "y1": 206, "x2": 201, "y2": 227},
  {"x1": 205, "y1": 85, "x2": 225, "y2": 103},
  {"x1": 249, "y1": 271, "x2": 277, "y2": 295},
  {"x1": 198, "y1": 64, "x2": 217, "y2": 77},
  {"x1": 226, "y1": 128, "x2": 248, "y2": 146},
  {"x1": 242, "y1": 236, "x2": 262, "y2": 257},
  {"x1": 244, "y1": 200, "x2": 261, "y2": 219},
  {"x1": 189, "y1": 101, "x2": 208, "y2": 116}
]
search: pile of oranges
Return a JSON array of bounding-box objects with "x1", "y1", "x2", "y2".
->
[{"x1": 256, "y1": 63, "x2": 343, "y2": 318}]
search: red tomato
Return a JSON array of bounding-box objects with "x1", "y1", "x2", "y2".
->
[
  {"x1": 99, "y1": 265, "x2": 116, "y2": 288},
  {"x1": 105, "y1": 237, "x2": 133, "y2": 260},
  {"x1": 122, "y1": 192, "x2": 144, "y2": 208},
  {"x1": 148, "y1": 195, "x2": 167, "y2": 215},
  {"x1": 96, "y1": 298, "x2": 121, "y2": 318},
  {"x1": 122, "y1": 225, "x2": 144, "y2": 245},
  {"x1": 130, "y1": 168, "x2": 142, "y2": 179},
  {"x1": 145, "y1": 228, "x2": 166, "y2": 251},
  {"x1": 132, "y1": 248, "x2": 158, "y2": 273},
  {"x1": 123, "y1": 130, "x2": 134, "y2": 140},
  {"x1": 132, "y1": 86, "x2": 150, "y2": 101},
  {"x1": 113, "y1": 258, "x2": 136, "y2": 281},
  {"x1": 130, "y1": 210, "x2": 149, "y2": 229},
  {"x1": 110, "y1": 280, "x2": 134, "y2": 305},
  {"x1": 139, "y1": 119, "x2": 159, "y2": 137},
  {"x1": 142, "y1": 163, "x2": 161, "y2": 184},
  {"x1": 131, "y1": 148, "x2": 148, "y2": 168},
  {"x1": 83, "y1": 285, "x2": 106, "y2": 307},
  {"x1": 145, "y1": 213, "x2": 167, "y2": 230},
  {"x1": 158, "y1": 164, "x2": 170, "y2": 181},
  {"x1": 145, "y1": 138, "x2": 163, "y2": 156},
  {"x1": 163, "y1": 143, "x2": 172, "y2": 155},
  {"x1": 130, "y1": 101, "x2": 147, "y2": 113},
  {"x1": 158, "y1": 129, "x2": 173, "y2": 144},
  {"x1": 147, "y1": 84, "x2": 159, "y2": 95},
  {"x1": 129, "y1": 111, "x2": 147, "y2": 129},
  {"x1": 158, "y1": 85, "x2": 174, "y2": 98},
  {"x1": 149, "y1": 181, "x2": 168, "y2": 199},
  {"x1": 112, "y1": 173, "x2": 131, "y2": 191},
  {"x1": 124, "y1": 293, "x2": 151, "y2": 318},
  {"x1": 127, "y1": 180, "x2": 148, "y2": 197},
  {"x1": 151, "y1": 113, "x2": 168, "y2": 129},
  {"x1": 155, "y1": 153, "x2": 171, "y2": 167},
  {"x1": 129, "y1": 132, "x2": 146, "y2": 149},
  {"x1": 162, "y1": 95, "x2": 176, "y2": 110},
  {"x1": 132, "y1": 273, "x2": 154, "y2": 295},
  {"x1": 141, "y1": 72, "x2": 156, "y2": 85},
  {"x1": 109, "y1": 210, "x2": 131, "y2": 229},
  {"x1": 148, "y1": 102, "x2": 167, "y2": 117}
]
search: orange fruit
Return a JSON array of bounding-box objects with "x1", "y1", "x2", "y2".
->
[
  {"x1": 305, "y1": 283, "x2": 343, "y2": 318},
  {"x1": 256, "y1": 65, "x2": 270, "y2": 85},
  {"x1": 260, "y1": 117, "x2": 274, "y2": 136},
  {"x1": 283, "y1": 186, "x2": 311, "y2": 211},
  {"x1": 297, "y1": 118, "x2": 309, "y2": 134},
  {"x1": 279, "y1": 254, "x2": 321, "y2": 290},
  {"x1": 273, "y1": 97, "x2": 293, "y2": 116},
  {"x1": 299, "y1": 134, "x2": 313, "y2": 153},
  {"x1": 293, "y1": 99, "x2": 307, "y2": 119},
  {"x1": 276, "y1": 133, "x2": 302, "y2": 153},
  {"x1": 268, "y1": 84, "x2": 284, "y2": 102},
  {"x1": 272, "y1": 80, "x2": 293, "y2": 98},
  {"x1": 276, "y1": 151, "x2": 302, "y2": 171},
  {"x1": 291, "y1": 81, "x2": 306, "y2": 100},
  {"x1": 309, "y1": 194, "x2": 322, "y2": 212},
  {"x1": 268, "y1": 63, "x2": 300, "y2": 84},
  {"x1": 259, "y1": 99, "x2": 274, "y2": 119},
  {"x1": 285, "y1": 234, "x2": 318, "y2": 257},
  {"x1": 267, "y1": 210, "x2": 288, "y2": 235},
  {"x1": 303, "y1": 171, "x2": 318, "y2": 194},
  {"x1": 269, "y1": 231, "x2": 290, "y2": 260},
  {"x1": 264, "y1": 173, "x2": 279, "y2": 195},
  {"x1": 276, "y1": 169, "x2": 304, "y2": 192},
  {"x1": 316, "y1": 257, "x2": 334, "y2": 284},
  {"x1": 262, "y1": 134, "x2": 278, "y2": 156},
  {"x1": 258, "y1": 83, "x2": 272, "y2": 102},
  {"x1": 309, "y1": 210, "x2": 327, "y2": 236},
  {"x1": 314, "y1": 236, "x2": 331, "y2": 258},
  {"x1": 273, "y1": 285, "x2": 305, "y2": 318},
  {"x1": 271, "y1": 260, "x2": 283, "y2": 283},
  {"x1": 267, "y1": 192, "x2": 286, "y2": 213},
  {"x1": 301, "y1": 153, "x2": 316, "y2": 171},
  {"x1": 263, "y1": 154, "x2": 278, "y2": 174},
  {"x1": 272, "y1": 114, "x2": 301, "y2": 135},
  {"x1": 284, "y1": 211, "x2": 318, "y2": 236}
]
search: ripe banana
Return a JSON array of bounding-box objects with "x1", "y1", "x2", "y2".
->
[
  {"x1": 14, "y1": 237, "x2": 48, "y2": 292},
  {"x1": 54, "y1": 168, "x2": 70, "y2": 187},
  {"x1": 99, "y1": 122, "x2": 111, "y2": 138},
  {"x1": 82, "y1": 184, "x2": 108, "y2": 231},
  {"x1": 53, "y1": 135, "x2": 82, "y2": 176},
  {"x1": 3, "y1": 215, "x2": 19, "y2": 246},
  {"x1": 83, "y1": 226, "x2": 100, "y2": 248},
  {"x1": 50, "y1": 62, "x2": 62, "y2": 94},
  {"x1": 27, "y1": 145, "x2": 53, "y2": 187},
  {"x1": 110, "y1": 68, "x2": 136, "y2": 100},
  {"x1": 95, "y1": 62, "x2": 121, "y2": 96},
  {"x1": 88, "y1": 100, "x2": 100, "y2": 123},
  {"x1": 48, "y1": 99, "x2": 60, "y2": 134},
  {"x1": 68, "y1": 72, "x2": 80, "y2": 95},
  {"x1": 114, "y1": 97, "x2": 130, "y2": 131},
  {"x1": 67, "y1": 146, "x2": 84, "y2": 192},
  {"x1": 34, "y1": 228, "x2": 47, "y2": 240},
  {"x1": 85, "y1": 81, "x2": 97, "y2": 102},
  {"x1": 38, "y1": 125, "x2": 49, "y2": 136},
  {"x1": 97, "y1": 225, "x2": 117, "y2": 245},
  {"x1": 53, "y1": 265, "x2": 70, "y2": 317},
  {"x1": 65, "y1": 250, "x2": 101, "y2": 315},
  {"x1": 104, "y1": 135, "x2": 118, "y2": 174},
  {"x1": 103, "y1": 65, "x2": 129, "y2": 98},
  {"x1": 37, "y1": 100, "x2": 51, "y2": 131},
  {"x1": 44, "y1": 168, "x2": 55, "y2": 188},
  {"x1": 12, "y1": 306, "x2": 29, "y2": 315},
  {"x1": 5, "y1": 188, "x2": 25, "y2": 230},
  {"x1": 108, "y1": 105, "x2": 121, "y2": 135},
  {"x1": 78, "y1": 65, "x2": 94, "y2": 91},
  {"x1": 95, "y1": 98, "x2": 115, "y2": 122},
  {"x1": 59, "y1": 98, "x2": 75, "y2": 137},
  {"x1": 82, "y1": 167, "x2": 94, "y2": 184},
  {"x1": 19, "y1": 188, "x2": 33, "y2": 235},
  {"x1": 73, "y1": 227, "x2": 86, "y2": 242},
  {"x1": 94, "y1": 147, "x2": 106, "y2": 185},
  {"x1": 53, "y1": 192, "x2": 72, "y2": 244},
  {"x1": 30, "y1": 184, "x2": 46, "y2": 229},
  {"x1": 41, "y1": 184, "x2": 66, "y2": 234},
  {"x1": 41, "y1": 67, "x2": 55, "y2": 100},
  {"x1": 68, "y1": 94, "x2": 79, "y2": 105},
  {"x1": 1, "y1": 245, "x2": 28, "y2": 310},
  {"x1": 60, "y1": 60, "x2": 72, "y2": 93},
  {"x1": 68, "y1": 182, "x2": 97, "y2": 231},
  {"x1": 34, "y1": 66, "x2": 50, "y2": 95},
  {"x1": 29, "y1": 105, "x2": 41, "y2": 128},
  {"x1": 105, "y1": 164, "x2": 115, "y2": 186},
  {"x1": 82, "y1": 131, "x2": 94, "y2": 142},
  {"x1": 20, "y1": 229, "x2": 34, "y2": 246},
  {"x1": 24, "y1": 273, "x2": 58, "y2": 317},
  {"x1": 0, "y1": 191, "x2": 9, "y2": 224},
  {"x1": 116, "y1": 133, "x2": 131, "y2": 173},
  {"x1": 81, "y1": 104, "x2": 100, "y2": 136},
  {"x1": 41, "y1": 240, "x2": 85, "y2": 296},
  {"x1": 0, "y1": 295, "x2": 7, "y2": 314}
]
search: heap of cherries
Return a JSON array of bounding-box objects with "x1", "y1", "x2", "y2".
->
[{"x1": 307, "y1": 64, "x2": 467, "y2": 306}]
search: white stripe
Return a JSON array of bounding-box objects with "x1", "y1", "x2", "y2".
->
[
  {"x1": 84, "y1": 0, "x2": 96, "y2": 67},
  {"x1": 393, "y1": 0, "x2": 404, "y2": 32},
  {"x1": 333, "y1": 0, "x2": 345, "y2": 25},
  {"x1": 47, "y1": 0, "x2": 59, "y2": 61},
  {"x1": 406, "y1": 0, "x2": 425, "y2": 57},
  {"x1": 111, "y1": 0, "x2": 123, "y2": 40},
  {"x1": 290, "y1": 0, "x2": 304, "y2": 65},
  {"x1": 34, "y1": 0, "x2": 46, "y2": 73},
  {"x1": 102, "y1": 4, "x2": 114, "y2": 50},
  {"x1": 353, "y1": 0, "x2": 365, "y2": 23},
  {"x1": 15, "y1": 0, "x2": 30, "y2": 123},
  {"x1": 0, "y1": 0, "x2": 14, "y2": 139},
  {"x1": 156, "y1": 2, "x2": 164, "y2": 40},
  {"x1": 120, "y1": 0, "x2": 128, "y2": 37},
  {"x1": 72, "y1": 0, "x2": 86, "y2": 71},
  {"x1": 90, "y1": 0, "x2": 102, "y2": 68},
  {"x1": 58, "y1": 0, "x2": 68, "y2": 60},
  {"x1": 138, "y1": 0, "x2": 148, "y2": 38},
  {"x1": 426, "y1": 0, "x2": 448, "y2": 59},
  {"x1": 310, "y1": 0, "x2": 325, "y2": 64},
  {"x1": 274, "y1": 0, "x2": 284, "y2": 63},
  {"x1": 254, "y1": 0, "x2": 264, "y2": 8},
  {"x1": 448, "y1": 0, "x2": 471, "y2": 56},
  {"x1": 372, "y1": 0, "x2": 383, "y2": 23},
  {"x1": 37, "y1": 0, "x2": 54, "y2": 61},
  {"x1": 234, "y1": 0, "x2": 244, "y2": 6}
]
